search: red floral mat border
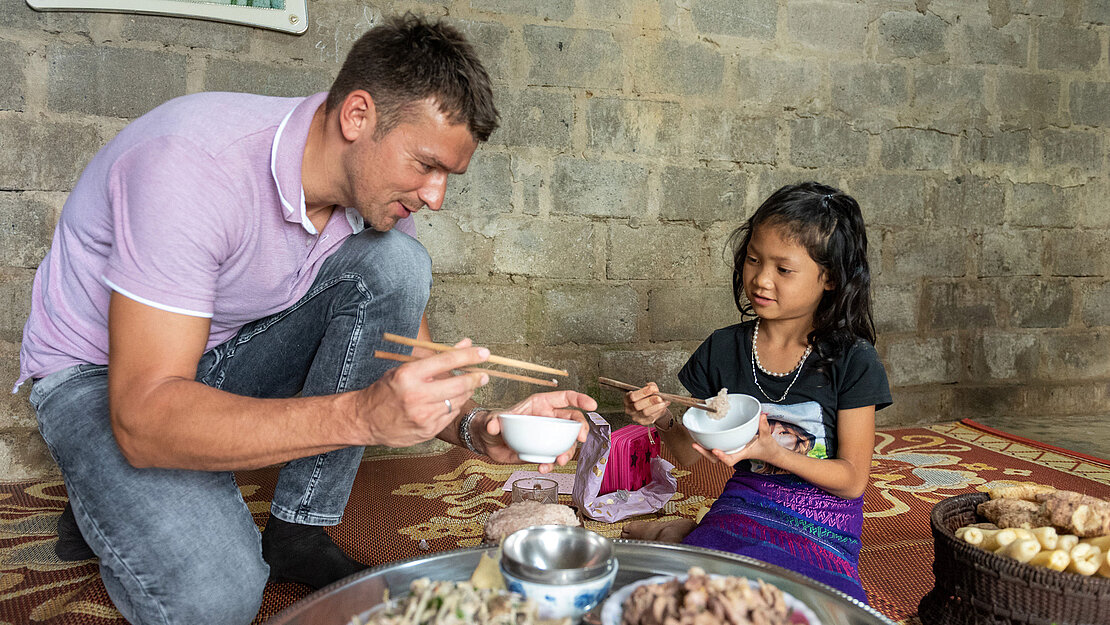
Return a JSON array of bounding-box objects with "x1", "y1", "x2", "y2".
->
[{"x1": 1, "y1": 420, "x2": 1106, "y2": 625}]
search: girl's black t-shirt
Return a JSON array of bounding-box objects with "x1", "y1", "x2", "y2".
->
[{"x1": 678, "y1": 320, "x2": 892, "y2": 466}]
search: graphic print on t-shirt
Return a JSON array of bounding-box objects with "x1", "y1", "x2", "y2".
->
[{"x1": 749, "y1": 400, "x2": 827, "y2": 474}]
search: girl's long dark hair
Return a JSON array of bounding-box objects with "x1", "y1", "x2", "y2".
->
[{"x1": 728, "y1": 181, "x2": 876, "y2": 376}]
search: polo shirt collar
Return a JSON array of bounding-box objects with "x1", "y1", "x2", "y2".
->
[{"x1": 270, "y1": 92, "x2": 366, "y2": 236}]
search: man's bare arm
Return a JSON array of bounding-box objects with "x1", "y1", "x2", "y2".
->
[{"x1": 107, "y1": 293, "x2": 489, "y2": 471}]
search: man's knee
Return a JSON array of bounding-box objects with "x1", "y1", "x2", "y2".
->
[{"x1": 329, "y1": 230, "x2": 431, "y2": 300}]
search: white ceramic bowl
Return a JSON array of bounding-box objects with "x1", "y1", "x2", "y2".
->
[
  {"x1": 600, "y1": 573, "x2": 821, "y2": 625},
  {"x1": 498, "y1": 413, "x2": 583, "y2": 463},
  {"x1": 682, "y1": 393, "x2": 762, "y2": 454},
  {"x1": 501, "y1": 560, "x2": 617, "y2": 621}
]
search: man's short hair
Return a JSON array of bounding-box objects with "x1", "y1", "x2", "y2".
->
[{"x1": 327, "y1": 13, "x2": 499, "y2": 142}]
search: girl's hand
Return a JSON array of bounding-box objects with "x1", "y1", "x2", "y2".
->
[
  {"x1": 691, "y1": 412, "x2": 781, "y2": 466},
  {"x1": 623, "y1": 383, "x2": 672, "y2": 426}
]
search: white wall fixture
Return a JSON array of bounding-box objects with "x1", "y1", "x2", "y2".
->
[{"x1": 26, "y1": 0, "x2": 308, "y2": 34}]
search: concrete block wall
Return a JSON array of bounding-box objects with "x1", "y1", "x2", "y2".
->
[{"x1": 2, "y1": 0, "x2": 1108, "y2": 479}]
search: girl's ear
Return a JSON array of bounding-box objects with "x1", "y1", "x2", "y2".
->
[{"x1": 822, "y1": 272, "x2": 835, "y2": 291}]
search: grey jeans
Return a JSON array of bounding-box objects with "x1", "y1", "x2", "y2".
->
[{"x1": 31, "y1": 229, "x2": 431, "y2": 625}]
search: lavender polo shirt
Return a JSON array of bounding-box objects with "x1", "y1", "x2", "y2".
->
[{"x1": 15, "y1": 92, "x2": 415, "y2": 391}]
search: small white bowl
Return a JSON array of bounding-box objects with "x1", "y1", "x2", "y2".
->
[
  {"x1": 682, "y1": 393, "x2": 762, "y2": 454},
  {"x1": 498, "y1": 413, "x2": 583, "y2": 463}
]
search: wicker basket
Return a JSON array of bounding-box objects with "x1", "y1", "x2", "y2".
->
[{"x1": 917, "y1": 492, "x2": 1110, "y2": 625}]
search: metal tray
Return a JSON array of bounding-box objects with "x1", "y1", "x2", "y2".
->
[{"x1": 267, "y1": 540, "x2": 896, "y2": 625}]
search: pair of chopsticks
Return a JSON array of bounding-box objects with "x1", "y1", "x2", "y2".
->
[
  {"x1": 597, "y1": 377, "x2": 717, "y2": 412},
  {"x1": 375, "y1": 333, "x2": 569, "y2": 388}
]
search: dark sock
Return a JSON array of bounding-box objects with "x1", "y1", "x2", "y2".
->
[
  {"x1": 56, "y1": 502, "x2": 96, "y2": 562},
  {"x1": 261, "y1": 516, "x2": 367, "y2": 589}
]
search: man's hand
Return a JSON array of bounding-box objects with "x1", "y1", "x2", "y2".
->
[
  {"x1": 622, "y1": 382, "x2": 671, "y2": 425},
  {"x1": 479, "y1": 390, "x2": 598, "y2": 472},
  {"x1": 351, "y1": 339, "x2": 491, "y2": 448}
]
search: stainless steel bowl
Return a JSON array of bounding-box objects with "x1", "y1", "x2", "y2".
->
[{"x1": 500, "y1": 525, "x2": 615, "y2": 585}]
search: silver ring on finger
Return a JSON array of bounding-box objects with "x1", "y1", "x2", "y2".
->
[{"x1": 444, "y1": 398, "x2": 452, "y2": 415}]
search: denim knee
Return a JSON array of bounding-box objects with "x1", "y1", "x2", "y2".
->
[
  {"x1": 325, "y1": 229, "x2": 431, "y2": 305},
  {"x1": 153, "y1": 546, "x2": 268, "y2": 625}
]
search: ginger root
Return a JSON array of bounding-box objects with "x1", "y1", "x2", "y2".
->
[
  {"x1": 998, "y1": 537, "x2": 1041, "y2": 563},
  {"x1": 1035, "y1": 491, "x2": 1110, "y2": 537},
  {"x1": 989, "y1": 483, "x2": 1056, "y2": 501},
  {"x1": 1029, "y1": 549, "x2": 1070, "y2": 572},
  {"x1": 1067, "y1": 543, "x2": 1102, "y2": 576}
]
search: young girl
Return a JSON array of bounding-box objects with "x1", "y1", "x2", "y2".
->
[{"x1": 622, "y1": 181, "x2": 891, "y2": 603}]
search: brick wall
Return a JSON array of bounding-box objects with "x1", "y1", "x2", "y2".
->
[{"x1": 2, "y1": 0, "x2": 1108, "y2": 479}]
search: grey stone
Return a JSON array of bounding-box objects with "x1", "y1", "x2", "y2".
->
[
  {"x1": 539, "y1": 284, "x2": 639, "y2": 344},
  {"x1": 884, "y1": 335, "x2": 958, "y2": 386},
  {"x1": 979, "y1": 229, "x2": 1043, "y2": 276},
  {"x1": 877, "y1": 386, "x2": 954, "y2": 428},
  {"x1": 524, "y1": 25, "x2": 622, "y2": 90},
  {"x1": 787, "y1": 1, "x2": 868, "y2": 52},
  {"x1": 204, "y1": 58, "x2": 332, "y2": 98},
  {"x1": 1037, "y1": 22, "x2": 1101, "y2": 71},
  {"x1": 413, "y1": 214, "x2": 490, "y2": 276},
  {"x1": 0, "y1": 192, "x2": 54, "y2": 268},
  {"x1": 0, "y1": 117, "x2": 103, "y2": 192},
  {"x1": 923, "y1": 280, "x2": 999, "y2": 331},
  {"x1": 586, "y1": 97, "x2": 681, "y2": 156},
  {"x1": 443, "y1": 151, "x2": 513, "y2": 216},
  {"x1": 1079, "y1": 183, "x2": 1110, "y2": 228},
  {"x1": 876, "y1": 10, "x2": 950, "y2": 62},
  {"x1": 0, "y1": 39, "x2": 26, "y2": 112},
  {"x1": 952, "y1": 386, "x2": 1024, "y2": 420},
  {"x1": 847, "y1": 174, "x2": 926, "y2": 227},
  {"x1": 977, "y1": 332, "x2": 1038, "y2": 381},
  {"x1": 491, "y1": 218, "x2": 597, "y2": 279},
  {"x1": 649, "y1": 287, "x2": 738, "y2": 341},
  {"x1": 679, "y1": 108, "x2": 777, "y2": 164},
  {"x1": 551, "y1": 158, "x2": 650, "y2": 218},
  {"x1": 598, "y1": 349, "x2": 693, "y2": 396},
  {"x1": 445, "y1": 19, "x2": 513, "y2": 85},
  {"x1": 960, "y1": 129, "x2": 1030, "y2": 167},
  {"x1": 996, "y1": 72, "x2": 1061, "y2": 125},
  {"x1": 607, "y1": 223, "x2": 703, "y2": 280},
  {"x1": 1, "y1": 341, "x2": 36, "y2": 429},
  {"x1": 637, "y1": 39, "x2": 725, "y2": 97},
  {"x1": 962, "y1": 18, "x2": 1029, "y2": 66},
  {"x1": 1038, "y1": 332, "x2": 1110, "y2": 379},
  {"x1": 1071, "y1": 82, "x2": 1110, "y2": 127},
  {"x1": 830, "y1": 63, "x2": 909, "y2": 125},
  {"x1": 873, "y1": 282, "x2": 918, "y2": 334},
  {"x1": 425, "y1": 282, "x2": 531, "y2": 345},
  {"x1": 1041, "y1": 129, "x2": 1100, "y2": 171},
  {"x1": 690, "y1": 0, "x2": 776, "y2": 40},
  {"x1": 0, "y1": 269, "x2": 33, "y2": 344},
  {"x1": 929, "y1": 175, "x2": 1006, "y2": 227},
  {"x1": 1045, "y1": 230, "x2": 1110, "y2": 277},
  {"x1": 120, "y1": 14, "x2": 250, "y2": 52},
  {"x1": 1081, "y1": 281, "x2": 1110, "y2": 327},
  {"x1": 889, "y1": 228, "x2": 967, "y2": 278},
  {"x1": 470, "y1": 0, "x2": 574, "y2": 20},
  {"x1": 1021, "y1": 0, "x2": 1067, "y2": 18},
  {"x1": 736, "y1": 58, "x2": 823, "y2": 111},
  {"x1": 660, "y1": 167, "x2": 747, "y2": 223},
  {"x1": 1085, "y1": 0, "x2": 1110, "y2": 24},
  {"x1": 3, "y1": 0, "x2": 91, "y2": 34},
  {"x1": 491, "y1": 90, "x2": 573, "y2": 150},
  {"x1": 704, "y1": 222, "x2": 745, "y2": 283},
  {"x1": 1010, "y1": 183, "x2": 1081, "y2": 228},
  {"x1": 880, "y1": 128, "x2": 954, "y2": 171},
  {"x1": 1002, "y1": 278, "x2": 1074, "y2": 328},
  {"x1": 788, "y1": 118, "x2": 868, "y2": 168},
  {"x1": 911, "y1": 67, "x2": 987, "y2": 131},
  {"x1": 581, "y1": 0, "x2": 658, "y2": 25},
  {"x1": 249, "y1": 3, "x2": 383, "y2": 66},
  {"x1": 48, "y1": 44, "x2": 187, "y2": 118}
]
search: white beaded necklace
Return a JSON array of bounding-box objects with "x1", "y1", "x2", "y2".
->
[{"x1": 751, "y1": 318, "x2": 811, "y2": 403}]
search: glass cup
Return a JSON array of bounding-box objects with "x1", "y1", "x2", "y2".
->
[{"x1": 511, "y1": 477, "x2": 558, "y2": 504}]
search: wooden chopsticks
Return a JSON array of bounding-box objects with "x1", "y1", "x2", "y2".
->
[
  {"x1": 376, "y1": 333, "x2": 568, "y2": 388},
  {"x1": 374, "y1": 351, "x2": 558, "y2": 387},
  {"x1": 597, "y1": 377, "x2": 716, "y2": 412}
]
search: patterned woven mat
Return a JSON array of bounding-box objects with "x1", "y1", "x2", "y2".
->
[{"x1": 1, "y1": 419, "x2": 1107, "y2": 625}]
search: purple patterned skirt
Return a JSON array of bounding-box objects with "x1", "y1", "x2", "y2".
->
[{"x1": 681, "y1": 470, "x2": 867, "y2": 603}]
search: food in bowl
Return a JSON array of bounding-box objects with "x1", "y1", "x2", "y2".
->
[
  {"x1": 497, "y1": 413, "x2": 583, "y2": 463},
  {"x1": 703, "y1": 388, "x2": 732, "y2": 419},
  {"x1": 606, "y1": 567, "x2": 800, "y2": 625},
  {"x1": 484, "y1": 500, "x2": 580, "y2": 544},
  {"x1": 355, "y1": 578, "x2": 568, "y2": 625},
  {"x1": 682, "y1": 393, "x2": 762, "y2": 454}
]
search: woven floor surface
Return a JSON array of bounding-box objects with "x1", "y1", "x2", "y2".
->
[{"x1": 1, "y1": 419, "x2": 1107, "y2": 625}]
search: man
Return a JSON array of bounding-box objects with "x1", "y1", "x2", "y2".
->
[{"x1": 15, "y1": 14, "x2": 595, "y2": 625}]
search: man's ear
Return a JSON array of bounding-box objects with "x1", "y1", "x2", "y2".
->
[{"x1": 338, "y1": 90, "x2": 377, "y2": 142}]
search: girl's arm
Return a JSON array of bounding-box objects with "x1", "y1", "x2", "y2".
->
[
  {"x1": 623, "y1": 384, "x2": 702, "y2": 467},
  {"x1": 698, "y1": 405, "x2": 876, "y2": 499}
]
